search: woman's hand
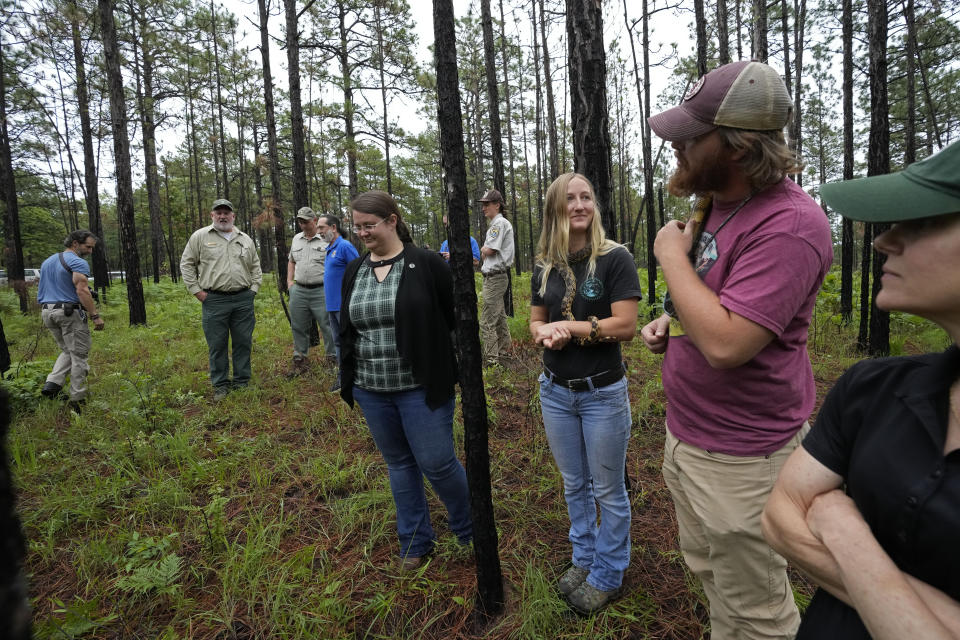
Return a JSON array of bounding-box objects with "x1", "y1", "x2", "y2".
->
[{"x1": 533, "y1": 322, "x2": 571, "y2": 350}]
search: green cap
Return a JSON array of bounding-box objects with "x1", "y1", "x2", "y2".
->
[
  {"x1": 820, "y1": 141, "x2": 960, "y2": 223},
  {"x1": 212, "y1": 198, "x2": 234, "y2": 211}
]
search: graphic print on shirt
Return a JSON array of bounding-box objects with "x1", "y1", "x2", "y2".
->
[
  {"x1": 580, "y1": 276, "x2": 604, "y2": 301},
  {"x1": 693, "y1": 230, "x2": 719, "y2": 277}
]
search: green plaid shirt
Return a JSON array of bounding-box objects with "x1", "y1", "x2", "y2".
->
[{"x1": 350, "y1": 260, "x2": 417, "y2": 392}]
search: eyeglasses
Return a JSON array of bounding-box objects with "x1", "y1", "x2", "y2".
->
[{"x1": 352, "y1": 216, "x2": 391, "y2": 234}]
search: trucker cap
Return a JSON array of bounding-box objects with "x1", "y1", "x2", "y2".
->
[{"x1": 648, "y1": 61, "x2": 792, "y2": 142}]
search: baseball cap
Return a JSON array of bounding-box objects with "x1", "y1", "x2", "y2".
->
[
  {"x1": 648, "y1": 61, "x2": 793, "y2": 142},
  {"x1": 296, "y1": 206, "x2": 317, "y2": 220},
  {"x1": 478, "y1": 189, "x2": 503, "y2": 203},
  {"x1": 820, "y1": 140, "x2": 960, "y2": 223},
  {"x1": 212, "y1": 198, "x2": 234, "y2": 211}
]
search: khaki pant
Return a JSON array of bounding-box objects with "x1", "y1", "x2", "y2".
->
[
  {"x1": 662, "y1": 424, "x2": 807, "y2": 640},
  {"x1": 480, "y1": 272, "x2": 510, "y2": 363},
  {"x1": 42, "y1": 306, "x2": 92, "y2": 401}
]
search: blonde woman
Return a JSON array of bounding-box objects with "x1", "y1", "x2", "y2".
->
[{"x1": 530, "y1": 172, "x2": 642, "y2": 614}]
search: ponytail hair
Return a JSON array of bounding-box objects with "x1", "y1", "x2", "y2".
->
[{"x1": 349, "y1": 190, "x2": 412, "y2": 243}]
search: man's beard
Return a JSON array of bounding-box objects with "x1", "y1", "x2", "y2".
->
[
  {"x1": 667, "y1": 152, "x2": 735, "y2": 198},
  {"x1": 212, "y1": 219, "x2": 234, "y2": 232}
]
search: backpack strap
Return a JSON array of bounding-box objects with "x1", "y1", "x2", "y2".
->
[{"x1": 57, "y1": 252, "x2": 74, "y2": 274}]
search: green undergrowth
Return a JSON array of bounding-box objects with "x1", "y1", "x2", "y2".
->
[{"x1": 0, "y1": 268, "x2": 948, "y2": 639}]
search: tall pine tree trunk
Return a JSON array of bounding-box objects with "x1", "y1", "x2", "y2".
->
[
  {"x1": 498, "y1": 0, "x2": 521, "y2": 274},
  {"x1": 285, "y1": 0, "x2": 308, "y2": 212},
  {"x1": 717, "y1": 0, "x2": 730, "y2": 64},
  {"x1": 839, "y1": 0, "x2": 854, "y2": 323},
  {"x1": 259, "y1": 0, "x2": 288, "y2": 291},
  {"x1": 70, "y1": 0, "x2": 108, "y2": 292},
  {"x1": 539, "y1": 0, "x2": 559, "y2": 180},
  {"x1": 99, "y1": 0, "x2": 146, "y2": 325},
  {"x1": 566, "y1": 0, "x2": 615, "y2": 239},
  {"x1": 0, "y1": 42, "x2": 27, "y2": 313},
  {"x1": 694, "y1": 0, "x2": 708, "y2": 76},
  {"x1": 433, "y1": 0, "x2": 504, "y2": 618},
  {"x1": 866, "y1": 0, "x2": 889, "y2": 357},
  {"x1": 752, "y1": 0, "x2": 768, "y2": 61}
]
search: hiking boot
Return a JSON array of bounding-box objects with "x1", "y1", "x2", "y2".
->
[
  {"x1": 286, "y1": 356, "x2": 309, "y2": 378},
  {"x1": 566, "y1": 581, "x2": 623, "y2": 616},
  {"x1": 213, "y1": 387, "x2": 230, "y2": 402},
  {"x1": 67, "y1": 398, "x2": 86, "y2": 414},
  {"x1": 398, "y1": 554, "x2": 427, "y2": 573},
  {"x1": 41, "y1": 381, "x2": 64, "y2": 399},
  {"x1": 557, "y1": 565, "x2": 590, "y2": 597}
]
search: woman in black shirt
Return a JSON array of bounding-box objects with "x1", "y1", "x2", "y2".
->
[
  {"x1": 762, "y1": 142, "x2": 960, "y2": 638},
  {"x1": 530, "y1": 173, "x2": 642, "y2": 615}
]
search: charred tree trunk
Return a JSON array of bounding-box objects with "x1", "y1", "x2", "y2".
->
[
  {"x1": 839, "y1": 0, "x2": 854, "y2": 323},
  {"x1": 285, "y1": 0, "x2": 308, "y2": 212},
  {"x1": 131, "y1": 7, "x2": 163, "y2": 283},
  {"x1": 99, "y1": 0, "x2": 146, "y2": 325},
  {"x1": 498, "y1": 0, "x2": 521, "y2": 274},
  {"x1": 903, "y1": 0, "x2": 916, "y2": 166},
  {"x1": 694, "y1": 0, "x2": 708, "y2": 77},
  {"x1": 752, "y1": 0, "x2": 768, "y2": 62},
  {"x1": 0, "y1": 43, "x2": 27, "y2": 313},
  {"x1": 433, "y1": 0, "x2": 504, "y2": 618},
  {"x1": 259, "y1": 0, "x2": 288, "y2": 292},
  {"x1": 539, "y1": 0, "x2": 559, "y2": 180},
  {"x1": 566, "y1": 0, "x2": 615, "y2": 239},
  {"x1": 70, "y1": 0, "x2": 108, "y2": 293},
  {"x1": 866, "y1": 0, "x2": 889, "y2": 357},
  {"x1": 210, "y1": 0, "x2": 229, "y2": 199},
  {"x1": 717, "y1": 0, "x2": 730, "y2": 64}
]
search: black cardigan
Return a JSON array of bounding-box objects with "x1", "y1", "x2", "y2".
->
[{"x1": 338, "y1": 244, "x2": 458, "y2": 410}]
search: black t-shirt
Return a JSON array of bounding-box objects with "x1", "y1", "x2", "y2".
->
[
  {"x1": 531, "y1": 246, "x2": 642, "y2": 380},
  {"x1": 797, "y1": 345, "x2": 960, "y2": 638}
]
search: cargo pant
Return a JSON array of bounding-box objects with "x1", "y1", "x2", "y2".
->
[
  {"x1": 289, "y1": 283, "x2": 335, "y2": 359},
  {"x1": 42, "y1": 306, "x2": 92, "y2": 401},
  {"x1": 202, "y1": 289, "x2": 256, "y2": 390},
  {"x1": 480, "y1": 271, "x2": 510, "y2": 364}
]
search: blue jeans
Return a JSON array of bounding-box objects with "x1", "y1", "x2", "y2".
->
[
  {"x1": 539, "y1": 373, "x2": 631, "y2": 591},
  {"x1": 353, "y1": 386, "x2": 473, "y2": 558}
]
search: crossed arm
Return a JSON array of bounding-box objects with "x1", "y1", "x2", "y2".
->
[{"x1": 761, "y1": 446, "x2": 960, "y2": 639}]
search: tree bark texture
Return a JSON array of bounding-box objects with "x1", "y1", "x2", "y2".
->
[
  {"x1": 99, "y1": 0, "x2": 146, "y2": 325},
  {"x1": 717, "y1": 0, "x2": 730, "y2": 64},
  {"x1": 566, "y1": 0, "x2": 616, "y2": 240},
  {"x1": 866, "y1": 0, "x2": 889, "y2": 357},
  {"x1": 694, "y1": 0, "x2": 708, "y2": 77},
  {"x1": 752, "y1": 0, "x2": 768, "y2": 62},
  {"x1": 498, "y1": 0, "x2": 521, "y2": 274},
  {"x1": 839, "y1": 0, "x2": 854, "y2": 322},
  {"x1": 433, "y1": 0, "x2": 505, "y2": 618},
  {"x1": 285, "y1": 0, "x2": 309, "y2": 212},
  {"x1": 259, "y1": 0, "x2": 288, "y2": 290},
  {"x1": 69, "y1": 0, "x2": 108, "y2": 291},
  {"x1": 539, "y1": 0, "x2": 559, "y2": 180},
  {"x1": 0, "y1": 42, "x2": 27, "y2": 312}
]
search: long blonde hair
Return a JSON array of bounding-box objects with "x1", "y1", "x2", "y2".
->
[{"x1": 535, "y1": 172, "x2": 621, "y2": 297}]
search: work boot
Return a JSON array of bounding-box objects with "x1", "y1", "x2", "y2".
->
[
  {"x1": 41, "y1": 381, "x2": 64, "y2": 399},
  {"x1": 286, "y1": 356, "x2": 309, "y2": 378},
  {"x1": 67, "y1": 398, "x2": 86, "y2": 414}
]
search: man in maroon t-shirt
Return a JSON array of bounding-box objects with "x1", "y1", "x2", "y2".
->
[{"x1": 641, "y1": 61, "x2": 833, "y2": 639}]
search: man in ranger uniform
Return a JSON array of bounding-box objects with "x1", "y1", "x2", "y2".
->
[
  {"x1": 478, "y1": 189, "x2": 515, "y2": 366},
  {"x1": 286, "y1": 206, "x2": 337, "y2": 377},
  {"x1": 181, "y1": 199, "x2": 262, "y2": 400}
]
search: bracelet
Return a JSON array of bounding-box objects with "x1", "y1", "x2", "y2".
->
[{"x1": 576, "y1": 316, "x2": 601, "y2": 346}]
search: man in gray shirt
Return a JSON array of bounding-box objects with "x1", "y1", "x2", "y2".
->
[{"x1": 286, "y1": 206, "x2": 336, "y2": 377}]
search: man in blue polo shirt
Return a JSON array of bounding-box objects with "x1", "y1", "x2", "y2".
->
[
  {"x1": 318, "y1": 213, "x2": 359, "y2": 392},
  {"x1": 37, "y1": 229, "x2": 104, "y2": 412},
  {"x1": 439, "y1": 214, "x2": 481, "y2": 267}
]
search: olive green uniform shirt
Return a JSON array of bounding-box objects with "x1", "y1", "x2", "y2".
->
[
  {"x1": 289, "y1": 231, "x2": 329, "y2": 285},
  {"x1": 180, "y1": 225, "x2": 262, "y2": 295}
]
